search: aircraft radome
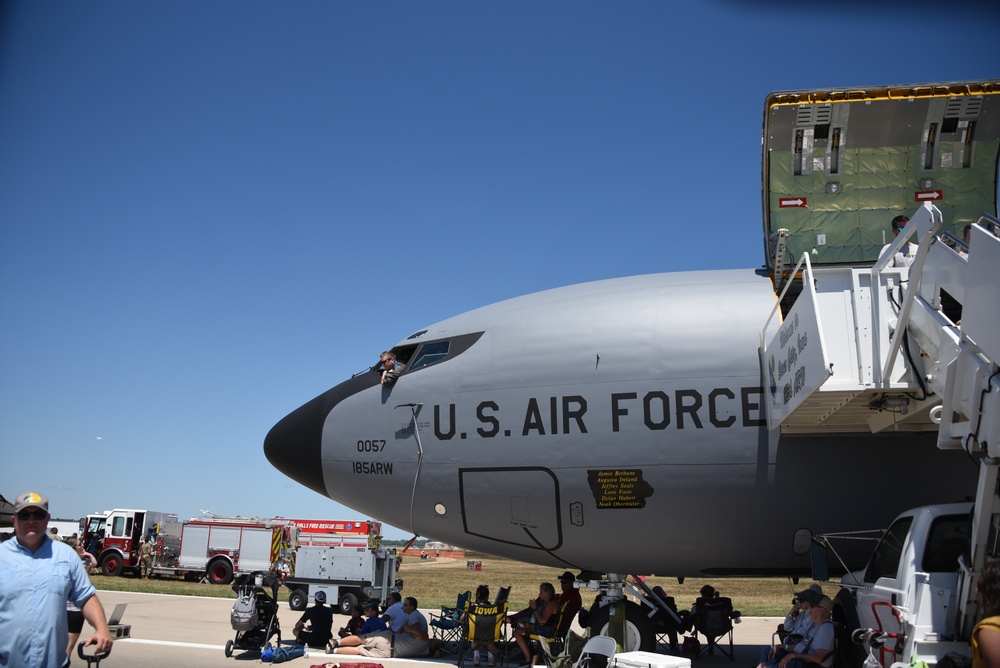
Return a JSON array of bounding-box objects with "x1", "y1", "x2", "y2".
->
[{"x1": 265, "y1": 81, "x2": 998, "y2": 581}]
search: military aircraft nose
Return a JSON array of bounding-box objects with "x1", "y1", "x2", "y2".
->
[{"x1": 264, "y1": 392, "x2": 329, "y2": 497}]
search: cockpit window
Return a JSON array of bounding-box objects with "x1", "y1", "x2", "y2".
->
[{"x1": 408, "y1": 341, "x2": 450, "y2": 371}]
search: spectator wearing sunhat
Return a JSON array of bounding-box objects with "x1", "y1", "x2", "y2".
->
[
  {"x1": 556, "y1": 571, "x2": 582, "y2": 635},
  {"x1": 293, "y1": 590, "x2": 334, "y2": 648}
]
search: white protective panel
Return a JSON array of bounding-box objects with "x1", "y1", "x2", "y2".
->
[{"x1": 237, "y1": 528, "x2": 274, "y2": 573}]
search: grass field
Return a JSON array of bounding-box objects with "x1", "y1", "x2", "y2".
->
[{"x1": 91, "y1": 556, "x2": 821, "y2": 617}]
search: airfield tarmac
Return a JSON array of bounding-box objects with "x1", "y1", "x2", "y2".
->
[{"x1": 82, "y1": 589, "x2": 783, "y2": 668}]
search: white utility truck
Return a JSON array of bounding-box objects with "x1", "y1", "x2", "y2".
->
[{"x1": 284, "y1": 543, "x2": 401, "y2": 613}]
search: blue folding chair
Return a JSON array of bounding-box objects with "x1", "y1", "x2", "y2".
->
[{"x1": 431, "y1": 590, "x2": 472, "y2": 644}]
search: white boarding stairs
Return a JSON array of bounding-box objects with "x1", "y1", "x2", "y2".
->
[
  {"x1": 761, "y1": 201, "x2": 999, "y2": 439},
  {"x1": 762, "y1": 202, "x2": 1000, "y2": 657}
]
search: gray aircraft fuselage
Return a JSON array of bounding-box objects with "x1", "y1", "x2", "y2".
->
[{"x1": 264, "y1": 268, "x2": 976, "y2": 577}]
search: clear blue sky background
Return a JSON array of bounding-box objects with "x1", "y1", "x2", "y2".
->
[{"x1": 2, "y1": 2, "x2": 997, "y2": 540}]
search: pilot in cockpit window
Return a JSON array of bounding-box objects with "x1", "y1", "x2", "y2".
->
[{"x1": 379, "y1": 351, "x2": 406, "y2": 386}]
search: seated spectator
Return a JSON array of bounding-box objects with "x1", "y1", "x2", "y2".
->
[
  {"x1": 276, "y1": 557, "x2": 290, "y2": 585},
  {"x1": 781, "y1": 586, "x2": 823, "y2": 638},
  {"x1": 329, "y1": 630, "x2": 392, "y2": 659},
  {"x1": 339, "y1": 604, "x2": 365, "y2": 638},
  {"x1": 757, "y1": 596, "x2": 835, "y2": 668},
  {"x1": 293, "y1": 590, "x2": 334, "y2": 648},
  {"x1": 468, "y1": 585, "x2": 496, "y2": 666},
  {"x1": 760, "y1": 587, "x2": 823, "y2": 665},
  {"x1": 682, "y1": 584, "x2": 716, "y2": 633},
  {"x1": 472, "y1": 584, "x2": 490, "y2": 606},
  {"x1": 357, "y1": 600, "x2": 388, "y2": 635},
  {"x1": 381, "y1": 591, "x2": 406, "y2": 632},
  {"x1": 649, "y1": 585, "x2": 682, "y2": 654},
  {"x1": 556, "y1": 572, "x2": 582, "y2": 635},
  {"x1": 332, "y1": 596, "x2": 429, "y2": 658},
  {"x1": 509, "y1": 582, "x2": 559, "y2": 665},
  {"x1": 433, "y1": 585, "x2": 496, "y2": 661},
  {"x1": 393, "y1": 597, "x2": 430, "y2": 657}
]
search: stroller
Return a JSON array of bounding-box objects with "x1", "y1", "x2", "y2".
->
[{"x1": 225, "y1": 571, "x2": 281, "y2": 657}]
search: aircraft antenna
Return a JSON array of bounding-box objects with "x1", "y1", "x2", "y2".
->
[{"x1": 396, "y1": 403, "x2": 425, "y2": 534}]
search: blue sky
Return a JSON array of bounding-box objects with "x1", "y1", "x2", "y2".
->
[{"x1": 1, "y1": 2, "x2": 997, "y2": 540}]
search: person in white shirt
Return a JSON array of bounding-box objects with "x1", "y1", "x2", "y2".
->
[{"x1": 879, "y1": 215, "x2": 917, "y2": 267}]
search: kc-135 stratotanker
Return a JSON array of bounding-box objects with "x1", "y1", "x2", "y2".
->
[{"x1": 265, "y1": 81, "x2": 1000, "y2": 649}]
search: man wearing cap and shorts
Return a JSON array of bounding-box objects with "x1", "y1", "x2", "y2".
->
[
  {"x1": 293, "y1": 590, "x2": 334, "y2": 648},
  {"x1": 0, "y1": 491, "x2": 114, "y2": 667}
]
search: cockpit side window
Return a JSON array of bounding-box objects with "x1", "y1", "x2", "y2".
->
[
  {"x1": 370, "y1": 332, "x2": 483, "y2": 379},
  {"x1": 408, "y1": 341, "x2": 450, "y2": 371}
]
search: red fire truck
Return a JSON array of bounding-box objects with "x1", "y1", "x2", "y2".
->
[
  {"x1": 83, "y1": 511, "x2": 384, "y2": 586},
  {"x1": 82, "y1": 509, "x2": 294, "y2": 584},
  {"x1": 81, "y1": 508, "x2": 178, "y2": 578}
]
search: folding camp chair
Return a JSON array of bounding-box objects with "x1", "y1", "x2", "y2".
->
[
  {"x1": 692, "y1": 597, "x2": 740, "y2": 660},
  {"x1": 527, "y1": 599, "x2": 571, "y2": 661},
  {"x1": 537, "y1": 628, "x2": 590, "y2": 668},
  {"x1": 574, "y1": 635, "x2": 616, "y2": 668},
  {"x1": 457, "y1": 602, "x2": 508, "y2": 667},
  {"x1": 431, "y1": 590, "x2": 471, "y2": 643},
  {"x1": 650, "y1": 595, "x2": 683, "y2": 653},
  {"x1": 771, "y1": 621, "x2": 840, "y2": 668}
]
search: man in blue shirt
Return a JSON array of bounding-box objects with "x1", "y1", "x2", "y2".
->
[
  {"x1": 0, "y1": 492, "x2": 113, "y2": 667},
  {"x1": 357, "y1": 601, "x2": 388, "y2": 635}
]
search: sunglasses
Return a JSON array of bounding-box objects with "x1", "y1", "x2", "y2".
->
[{"x1": 16, "y1": 510, "x2": 47, "y2": 521}]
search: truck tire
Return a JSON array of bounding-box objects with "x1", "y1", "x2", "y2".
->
[
  {"x1": 339, "y1": 592, "x2": 358, "y2": 615},
  {"x1": 101, "y1": 553, "x2": 124, "y2": 577},
  {"x1": 289, "y1": 589, "x2": 308, "y2": 611},
  {"x1": 832, "y1": 590, "x2": 865, "y2": 668},
  {"x1": 206, "y1": 559, "x2": 234, "y2": 585},
  {"x1": 588, "y1": 601, "x2": 655, "y2": 653}
]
